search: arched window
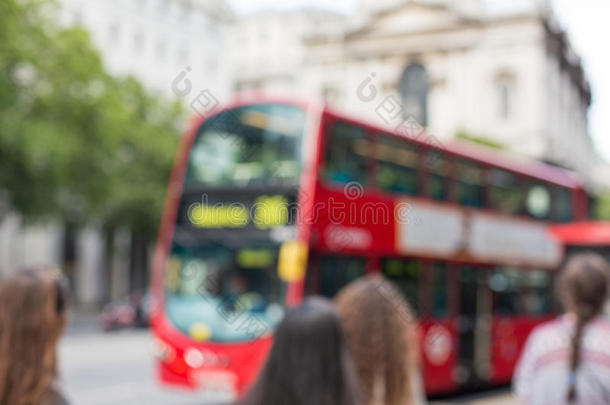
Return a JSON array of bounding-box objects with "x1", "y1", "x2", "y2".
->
[
  {"x1": 495, "y1": 72, "x2": 516, "y2": 121},
  {"x1": 399, "y1": 62, "x2": 429, "y2": 125}
]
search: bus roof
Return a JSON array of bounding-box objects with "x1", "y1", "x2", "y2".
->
[
  {"x1": 550, "y1": 222, "x2": 610, "y2": 246},
  {"x1": 190, "y1": 95, "x2": 584, "y2": 190},
  {"x1": 322, "y1": 103, "x2": 583, "y2": 190},
  {"x1": 444, "y1": 139, "x2": 583, "y2": 189}
]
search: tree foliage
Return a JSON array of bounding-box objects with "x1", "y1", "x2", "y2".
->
[
  {"x1": 594, "y1": 193, "x2": 610, "y2": 220},
  {"x1": 455, "y1": 129, "x2": 506, "y2": 150},
  {"x1": 0, "y1": 0, "x2": 183, "y2": 238}
]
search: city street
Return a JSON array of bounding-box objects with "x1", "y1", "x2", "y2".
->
[
  {"x1": 2, "y1": 1, "x2": 609, "y2": 404},
  {"x1": 59, "y1": 324, "x2": 518, "y2": 405},
  {"x1": 59, "y1": 328, "x2": 206, "y2": 405}
]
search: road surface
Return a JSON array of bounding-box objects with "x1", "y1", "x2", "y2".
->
[{"x1": 59, "y1": 327, "x2": 519, "y2": 405}]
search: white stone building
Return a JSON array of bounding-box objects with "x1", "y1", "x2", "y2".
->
[
  {"x1": 227, "y1": 8, "x2": 347, "y2": 94},
  {"x1": 58, "y1": 0, "x2": 233, "y2": 100},
  {"x1": 230, "y1": 0, "x2": 600, "y2": 191}
]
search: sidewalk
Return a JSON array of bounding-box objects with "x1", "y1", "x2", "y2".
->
[{"x1": 430, "y1": 388, "x2": 520, "y2": 405}]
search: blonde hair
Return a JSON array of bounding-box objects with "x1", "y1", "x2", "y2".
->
[
  {"x1": 335, "y1": 275, "x2": 416, "y2": 405},
  {"x1": 0, "y1": 267, "x2": 68, "y2": 405}
]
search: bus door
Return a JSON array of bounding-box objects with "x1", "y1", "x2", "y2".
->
[{"x1": 457, "y1": 266, "x2": 492, "y2": 388}]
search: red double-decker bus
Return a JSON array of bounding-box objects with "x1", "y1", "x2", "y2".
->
[{"x1": 151, "y1": 96, "x2": 588, "y2": 399}]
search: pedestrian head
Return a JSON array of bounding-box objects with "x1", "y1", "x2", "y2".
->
[
  {"x1": 0, "y1": 267, "x2": 70, "y2": 405},
  {"x1": 559, "y1": 253, "x2": 609, "y2": 403},
  {"x1": 335, "y1": 275, "x2": 416, "y2": 405},
  {"x1": 239, "y1": 296, "x2": 361, "y2": 405},
  {"x1": 560, "y1": 252, "x2": 608, "y2": 318}
]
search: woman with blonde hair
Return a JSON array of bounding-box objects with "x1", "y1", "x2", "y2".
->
[
  {"x1": 335, "y1": 275, "x2": 425, "y2": 405},
  {"x1": 0, "y1": 267, "x2": 70, "y2": 405}
]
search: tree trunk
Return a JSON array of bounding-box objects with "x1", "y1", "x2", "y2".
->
[{"x1": 129, "y1": 232, "x2": 149, "y2": 295}]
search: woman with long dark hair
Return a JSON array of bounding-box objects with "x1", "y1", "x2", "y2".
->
[
  {"x1": 335, "y1": 275, "x2": 425, "y2": 405},
  {"x1": 238, "y1": 296, "x2": 361, "y2": 405},
  {"x1": 0, "y1": 267, "x2": 70, "y2": 405},
  {"x1": 514, "y1": 253, "x2": 610, "y2": 404}
]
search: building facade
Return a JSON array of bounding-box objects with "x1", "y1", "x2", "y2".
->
[
  {"x1": 230, "y1": 0, "x2": 598, "y2": 191},
  {"x1": 227, "y1": 8, "x2": 347, "y2": 94},
  {"x1": 58, "y1": 0, "x2": 233, "y2": 100}
]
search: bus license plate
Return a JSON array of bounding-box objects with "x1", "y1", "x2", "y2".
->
[{"x1": 191, "y1": 369, "x2": 238, "y2": 401}]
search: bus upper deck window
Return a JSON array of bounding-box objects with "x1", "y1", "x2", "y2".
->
[
  {"x1": 488, "y1": 169, "x2": 523, "y2": 214},
  {"x1": 455, "y1": 160, "x2": 484, "y2": 207},
  {"x1": 324, "y1": 121, "x2": 369, "y2": 186},
  {"x1": 423, "y1": 150, "x2": 447, "y2": 201},
  {"x1": 185, "y1": 104, "x2": 305, "y2": 187},
  {"x1": 553, "y1": 187, "x2": 573, "y2": 222},
  {"x1": 375, "y1": 134, "x2": 418, "y2": 195}
]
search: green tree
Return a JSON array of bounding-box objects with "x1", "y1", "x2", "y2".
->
[
  {"x1": 0, "y1": 0, "x2": 183, "y2": 237},
  {"x1": 1, "y1": 0, "x2": 185, "y2": 298},
  {"x1": 594, "y1": 193, "x2": 610, "y2": 220}
]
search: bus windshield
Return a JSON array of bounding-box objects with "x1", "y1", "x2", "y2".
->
[
  {"x1": 165, "y1": 243, "x2": 285, "y2": 343},
  {"x1": 185, "y1": 104, "x2": 306, "y2": 187}
]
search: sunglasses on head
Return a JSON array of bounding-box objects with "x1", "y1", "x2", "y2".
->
[
  {"x1": 55, "y1": 276, "x2": 70, "y2": 315},
  {"x1": 22, "y1": 267, "x2": 70, "y2": 315}
]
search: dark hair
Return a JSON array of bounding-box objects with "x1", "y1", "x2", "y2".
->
[
  {"x1": 238, "y1": 297, "x2": 361, "y2": 405},
  {"x1": 335, "y1": 275, "x2": 416, "y2": 405},
  {"x1": 559, "y1": 253, "x2": 609, "y2": 403}
]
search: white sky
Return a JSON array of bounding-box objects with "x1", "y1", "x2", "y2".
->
[
  {"x1": 228, "y1": 0, "x2": 610, "y2": 162},
  {"x1": 228, "y1": 0, "x2": 357, "y2": 14},
  {"x1": 551, "y1": 0, "x2": 610, "y2": 162}
]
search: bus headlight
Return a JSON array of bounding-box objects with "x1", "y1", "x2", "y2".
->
[
  {"x1": 184, "y1": 348, "x2": 205, "y2": 369},
  {"x1": 152, "y1": 338, "x2": 176, "y2": 363}
]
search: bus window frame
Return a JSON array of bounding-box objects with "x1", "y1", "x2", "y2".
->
[
  {"x1": 371, "y1": 131, "x2": 422, "y2": 197},
  {"x1": 485, "y1": 168, "x2": 525, "y2": 215},
  {"x1": 316, "y1": 109, "x2": 585, "y2": 223},
  {"x1": 452, "y1": 159, "x2": 487, "y2": 208},
  {"x1": 551, "y1": 185, "x2": 575, "y2": 223},
  {"x1": 420, "y1": 146, "x2": 450, "y2": 203},
  {"x1": 319, "y1": 115, "x2": 374, "y2": 189}
]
